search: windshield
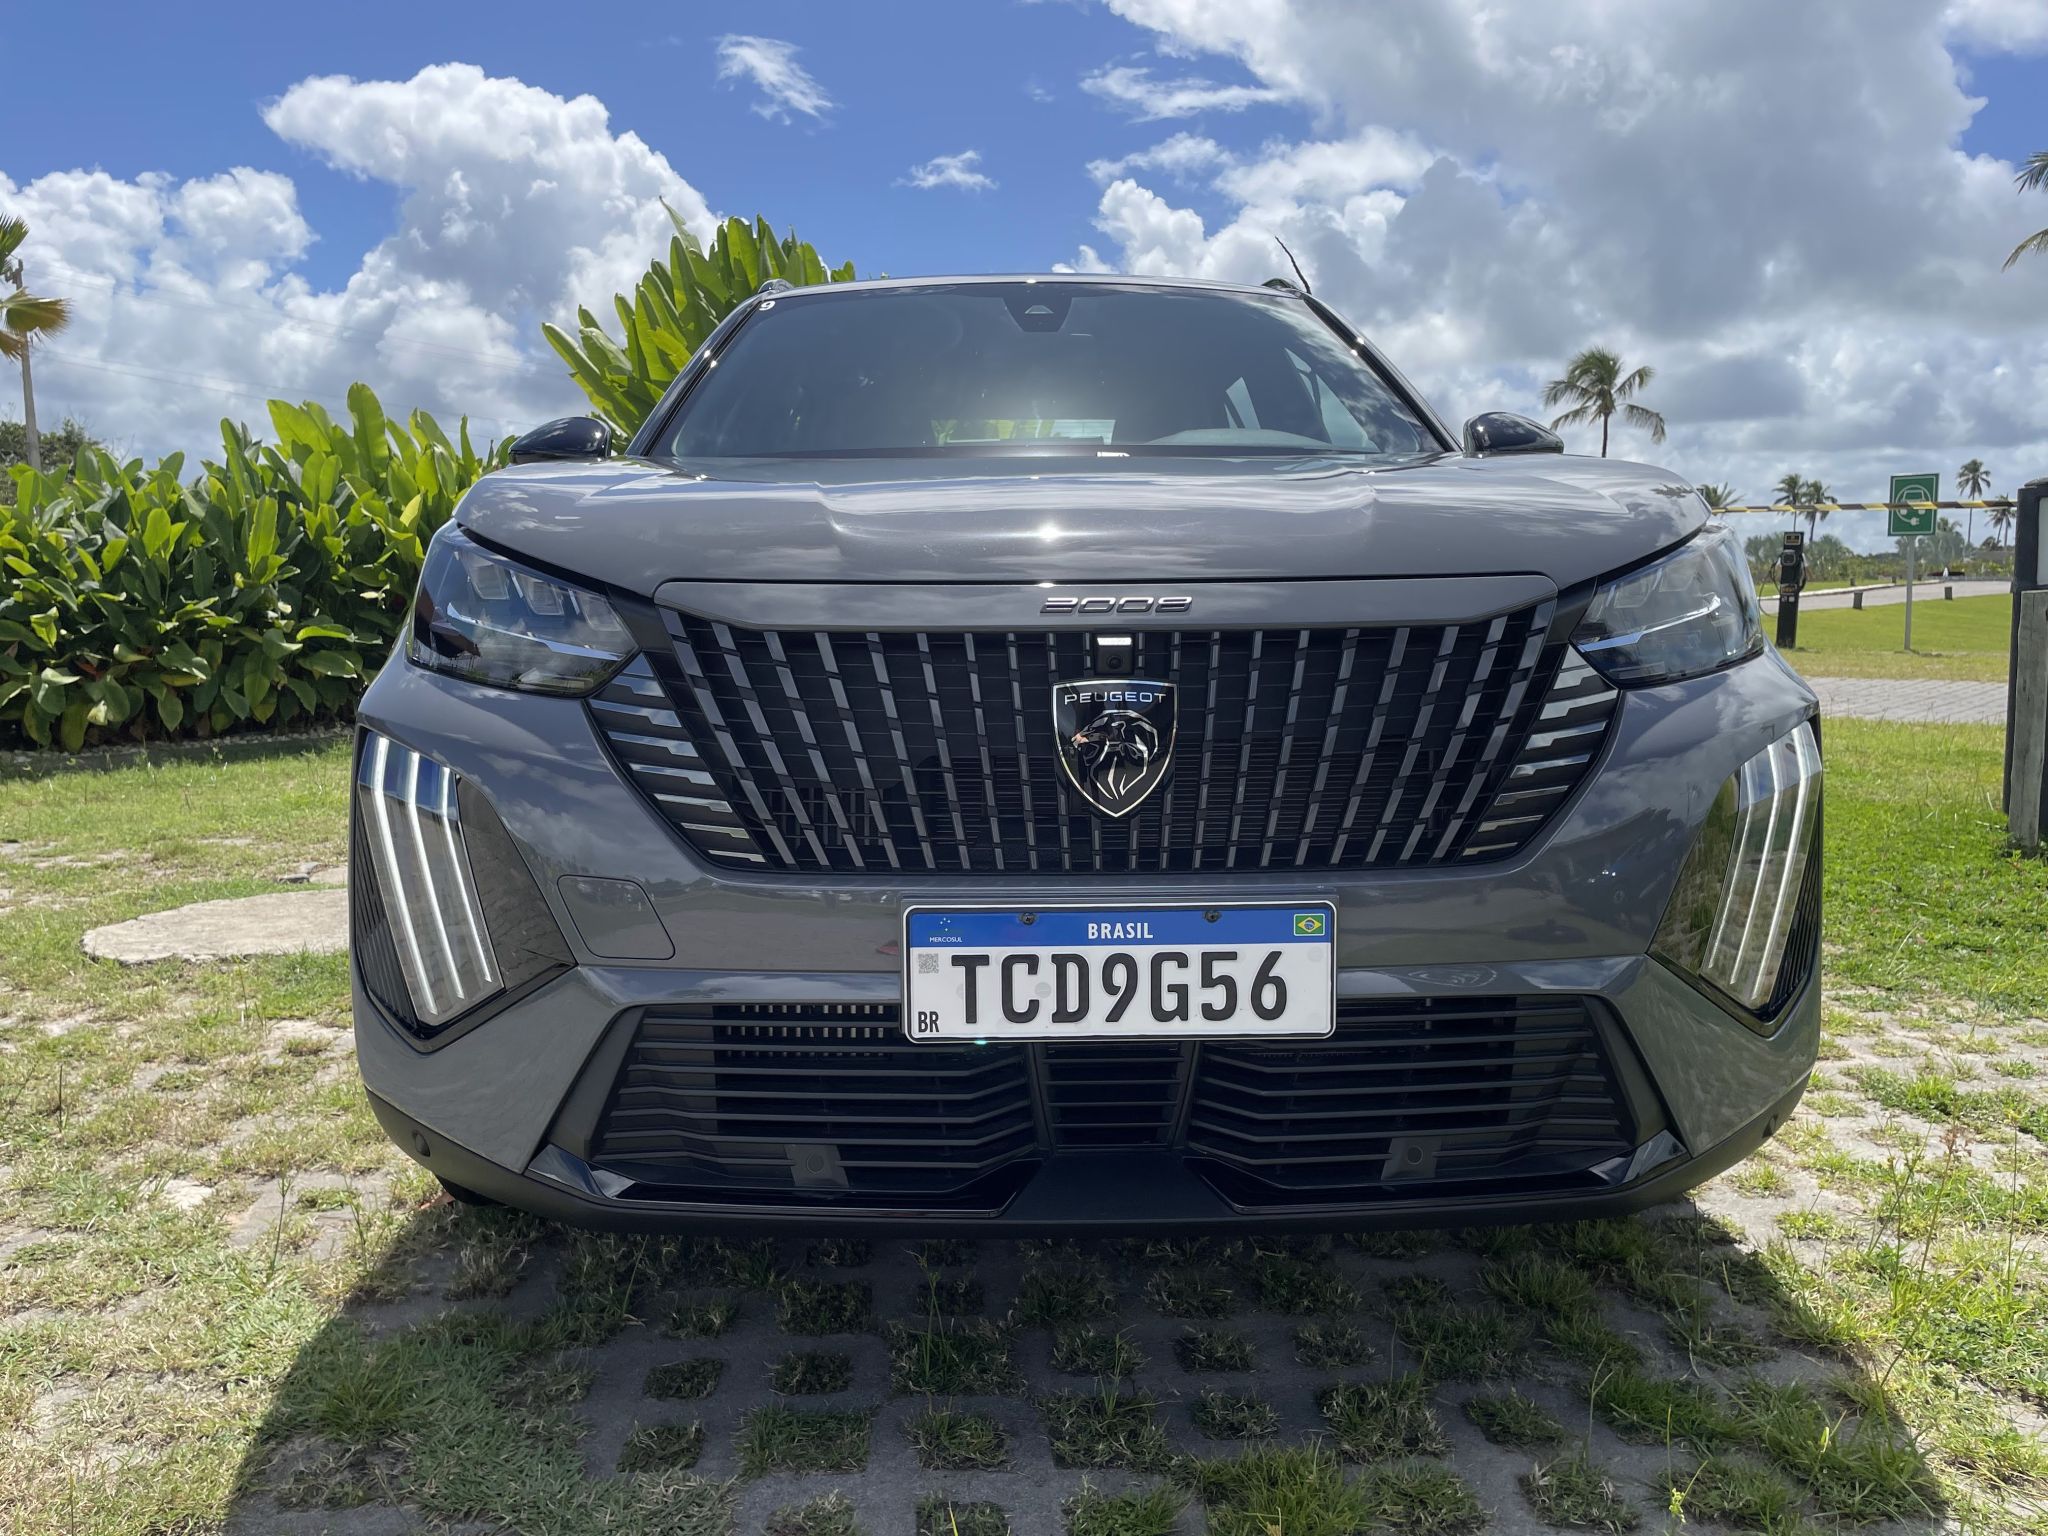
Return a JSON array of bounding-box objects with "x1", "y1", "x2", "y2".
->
[{"x1": 654, "y1": 282, "x2": 1440, "y2": 461}]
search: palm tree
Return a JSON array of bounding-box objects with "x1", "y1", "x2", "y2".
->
[
  {"x1": 1695, "y1": 482, "x2": 1740, "y2": 511},
  {"x1": 1773, "y1": 472, "x2": 1807, "y2": 531},
  {"x1": 0, "y1": 216, "x2": 72, "y2": 473},
  {"x1": 1958, "y1": 458, "x2": 1989, "y2": 547},
  {"x1": 1542, "y1": 347, "x2": 1666, "y2": 457},
  {"x1": 2004, "y1": 151, "x2": 2048, "y2": 269},
  {"x1": 1987, "y1": 499, "x2": 2017, "y2": 549},
  {"x1": 1800, "y1": 479, "x2": 1835, "y2": 544}
]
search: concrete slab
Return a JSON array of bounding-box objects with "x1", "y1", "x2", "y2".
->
[{"x1": 82, "y1": 891, "x2": 348, "y2": 964}]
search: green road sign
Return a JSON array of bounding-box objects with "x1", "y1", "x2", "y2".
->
[{"x1": 1889, "y1": 472, "x2": 1939, "y2": 536}]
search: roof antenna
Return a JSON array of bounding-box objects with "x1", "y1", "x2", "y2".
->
[{"x1": 1274, "y1": 236, "x2": 1311, "y2": 295}]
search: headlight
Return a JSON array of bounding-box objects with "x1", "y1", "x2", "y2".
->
[
  {"x1": 1653, "y1": 721, "x2": 1822, "y2": 1017},
  {"x1": 408, "y1": 524, "x2": 633, "y2": 695},
  {"x1": 1572, "y1": 524, "x2": 1763, "y2": 686}
]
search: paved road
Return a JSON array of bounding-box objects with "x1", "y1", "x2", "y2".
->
[
  {"x1": 1762, "y1": 578, "x2": 2008, "y2": 611},
  {"x1": 1806, "y1": 675, "x2": 2008, "y2": 724}
]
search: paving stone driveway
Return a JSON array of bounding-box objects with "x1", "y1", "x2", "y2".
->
[{"x1": 1805, "y1": 675, "x2": 2007, "y2": 725}]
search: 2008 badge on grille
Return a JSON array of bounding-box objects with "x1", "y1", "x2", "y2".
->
[{"x1": 1052, "y1": 677, "x2": 1176, "y2": 817}]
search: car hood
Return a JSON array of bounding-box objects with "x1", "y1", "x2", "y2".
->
[{"x1": 455, "y1": 452, "x2": 1706, "y2": 598}]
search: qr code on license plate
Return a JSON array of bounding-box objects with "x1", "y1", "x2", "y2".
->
[{"x1": 916, "y1": 954, "x2": 941, "y2": 975}]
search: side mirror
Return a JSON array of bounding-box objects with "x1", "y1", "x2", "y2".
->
[
  {"x1": 1462, "y1": 412, "x2": 1563, "y2": 457},
  {"x1": 510, "y1": 416, "x2": 613, "y2": 465}
]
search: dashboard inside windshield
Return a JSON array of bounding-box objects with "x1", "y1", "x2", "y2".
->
[{"x1": 653, "y1": 282, "x2": 1441, "y2": 460}]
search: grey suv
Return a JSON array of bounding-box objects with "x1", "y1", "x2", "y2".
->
[{"x1": 350, "y1": 274, "x2": 1821, "y2": 1233}]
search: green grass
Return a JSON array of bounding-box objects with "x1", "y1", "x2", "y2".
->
[
  {"x1": 1039, "y1": 1392, "x2": 1174, "y2": 1471},
  {"x1": 885, "y1": 1319, "x2": 1024, "y2": 1396},
  {"x1": 1292, "y1": 1321, "x2": 1375, "y2": 1368},
  {"x1": 1781, "y1": 591, "x2": 2012, "y2": 681},
  {"x1": 1062, "y1": 1482, "x2": 1186, "y2": 1536},
  {"x1": 1823, "y1": 719, "x2": 2048, "y2": 1015},
  {"x1": 771, "y1": 1351, "x2": 854, "y2": 1395},
  {"x1": 766, "y1": 1492, "x2": 864, "y2": 1536},
  {"x1": 915, "y1": 1498, "x2": 1009, "y2": 1536},
  {"x1": 644, "y1": 1358, "x2": 723, "y2": 1400},
  {"x1": 7, "y1": 720, "x2": 2048, "y2": 1532},
  {"x1": 1051, "y1": 1325, "x2": 1144, "y2": 1378},
  {"x1": 615, "y1": 1420, "x2": 704, "y2": 1473},
  {"x1": 1464, "y1": 1388, "x2": 1565, "y2": 1446},
  {"x1": 1190, "y1": 1389, "x2": 1280, "y2": 1440},
  {"x1": 1173, "y1": 1326, "x2": 1256, "y2": 1373},
  {"x1": 1318, "y1": 1373, "x2": 1449, "y2": 1460},
  {"x1": 904, "y1": 1408, "x2": 1009, "y2": 1471},
  {"x1": 1188, "y1": 1443, "x2": 1373, "y2": 1536},
  {"x1": 735, "y1": 1405, "x2": 873, "y2": 1477},
  {"x1": 1521, "y1": 1450, "x2": 1639, "y2": 1533}
]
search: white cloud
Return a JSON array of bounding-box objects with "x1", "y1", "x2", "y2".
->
[
  {"x1": 1075, "y1": 0, "x2": 2048, "y2": 543},
  {"x1": 1946, "y1": 0, "x2": 2048, "y2": 51},
  {"x1": 902, "y1": 150, "x2": 997, "y2": 193},
  {"x1": 4, "y1": 64, "x2": 718, "y2": 458},
  {"x1": 1080, "y1": 64, "x2": 1290, "y2": 120},
  {"x1": 715, "y1": 35, "x2": 833, "y2": 122},
  {"x1": 1088, "y1": 132, "x2": 1230, "y2": 183}
]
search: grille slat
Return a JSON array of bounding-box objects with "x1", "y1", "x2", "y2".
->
[
  {"x1": 604, "y1": 604, "x2": 1605, "y2": 875},
  {"x1": 587, "y1": 998, "x2": 1642, "y2": 1205}
]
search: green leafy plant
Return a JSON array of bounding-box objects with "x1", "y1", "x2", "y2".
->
[
  {"x1": 1, "y1": 384, "x2": 505, "y2": 749},
  {"x1": 543, "y1": 208, "x2": 856, "y2": 435}
]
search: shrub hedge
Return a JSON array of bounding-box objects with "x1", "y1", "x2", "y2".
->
[
  {"x1": 1, "y1": 386, "x2": 504, "y2": 749},
  {"x1": 1, "y1": 213, "x2": 853, "y2": 752}
]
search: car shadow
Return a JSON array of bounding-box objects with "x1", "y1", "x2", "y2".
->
[{"x1": 223, "y1": 1193, "x2": 1948, "y2": 1534}]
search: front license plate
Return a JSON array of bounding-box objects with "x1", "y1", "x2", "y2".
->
[{"x1": 902, "y1": 902, "x2": 1335, "y2": 1043}]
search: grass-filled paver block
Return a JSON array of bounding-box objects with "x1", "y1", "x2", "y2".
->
[
  {"x1": 1191, "y1": 1389, "x2": 1280, "y2": 1440},
  {"x1": 771, "y1": 1350, "x2": 855, "y2": 1395},
  {"x1": 616, "y1": 1420, "x2": 705, "y2": 1473},
  {"x1": 1040, "y1": 1391, "x2": 1175, "y2": 1471},
  {"x1": 1361, "y1": 1462, "x2": 1489, "y2": 1536},
  {"x1": 1017, "y1": 1264, "x2": 1117, "y2": 1326},
  {"x1": 644, "y1": 1357, "x2": 723, "y2": 1400},
  {"x1": 1320, "y1": 1373, "x2": 1449, "y2": 1459},
  {"x1": 905, "y1": 1407, "x2": 1009, "y2": 1470},
  {"x1": 1175, "y1": 1325, "x2": 1256, "y2": 1373},
  {"x1": 1294, "y1": 1321, "x2": 1375, "y2": 1369},
  {"x1": 1465, "y1": 1388, "x2": 1564, "y2": 1447},
  {"x1": 1063, "y1": 1482, "x2": 1187, "y2": 1536},
  {"x1": 1141, "y1": 1265, "x2": 1236, "y2": 1319},
  {"x1": 916, "y1": 1498, "x2": 1009, "y2": 1536},
  {"x1": 1190, "y1": 1443, "x2": 1372, "y2": 1534},
  {"x1": 1052, "y1": 1324, "x2": 1144, "y2": 1377},
  {"x1": 886, "y1": 1318, "x2": 1024, "y2": 1395},
  {"x1": 765, "y1": 1491, "x2": 864, "y2": 1536},
  {"x1": 1522, "y1": 1450, "x2": 1639, "y2": 1533},
  {"x1": 736, "y1": 1405, "x2": 874, "y2": 1477},
  {"x1": 666, "y1": 1293, "x2": 741, "y2": 1339},
  {"x1": 777, "y1": 1278, "x2": 874, "y2": 1336}
]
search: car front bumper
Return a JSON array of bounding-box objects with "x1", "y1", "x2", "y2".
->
[{"x1": 350, "y1": 641, "x2": 1821, "y2": 1233}]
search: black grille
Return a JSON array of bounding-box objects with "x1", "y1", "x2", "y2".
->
[
  {"x1": 591, "y1": 600, "x2": 1613, "y2": 875},
  {"x1": 1185, "y1": 997, "x2": 1635, "y2": 1201},
  {"x1": 592, "y1": 1006, "x2": 1038, "y2": 1196},
  {"x1": 585, "y1": 998, "x2": 1642, "y2": 1207},
  {"x1": 1763, "y1": 831, "x2": 1823, "y2": 1019}
]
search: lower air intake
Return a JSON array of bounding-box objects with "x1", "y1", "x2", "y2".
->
[{"x1": 581, "y1": 998, "x2": 1645, "y2": 1208}]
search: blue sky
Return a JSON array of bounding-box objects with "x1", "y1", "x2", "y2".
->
[
  {"x1": 5, "y1": 1, "x2": 2046, "y2": 551},
  {"x1": 6, "y1": 1, "x2": 1286, "y2": 284}
]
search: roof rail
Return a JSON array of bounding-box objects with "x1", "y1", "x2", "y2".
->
[
  {"x1": 1261, "y1": 277, "x2": 1301, "y2": 294},
  {"x1": 757, "y1": 277, "x2": 795, "y2": 296}
]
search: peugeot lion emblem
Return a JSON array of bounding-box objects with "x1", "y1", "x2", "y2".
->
[{"x1": 1052, "y1": 679, "x2": 1177, "y2": 818}]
